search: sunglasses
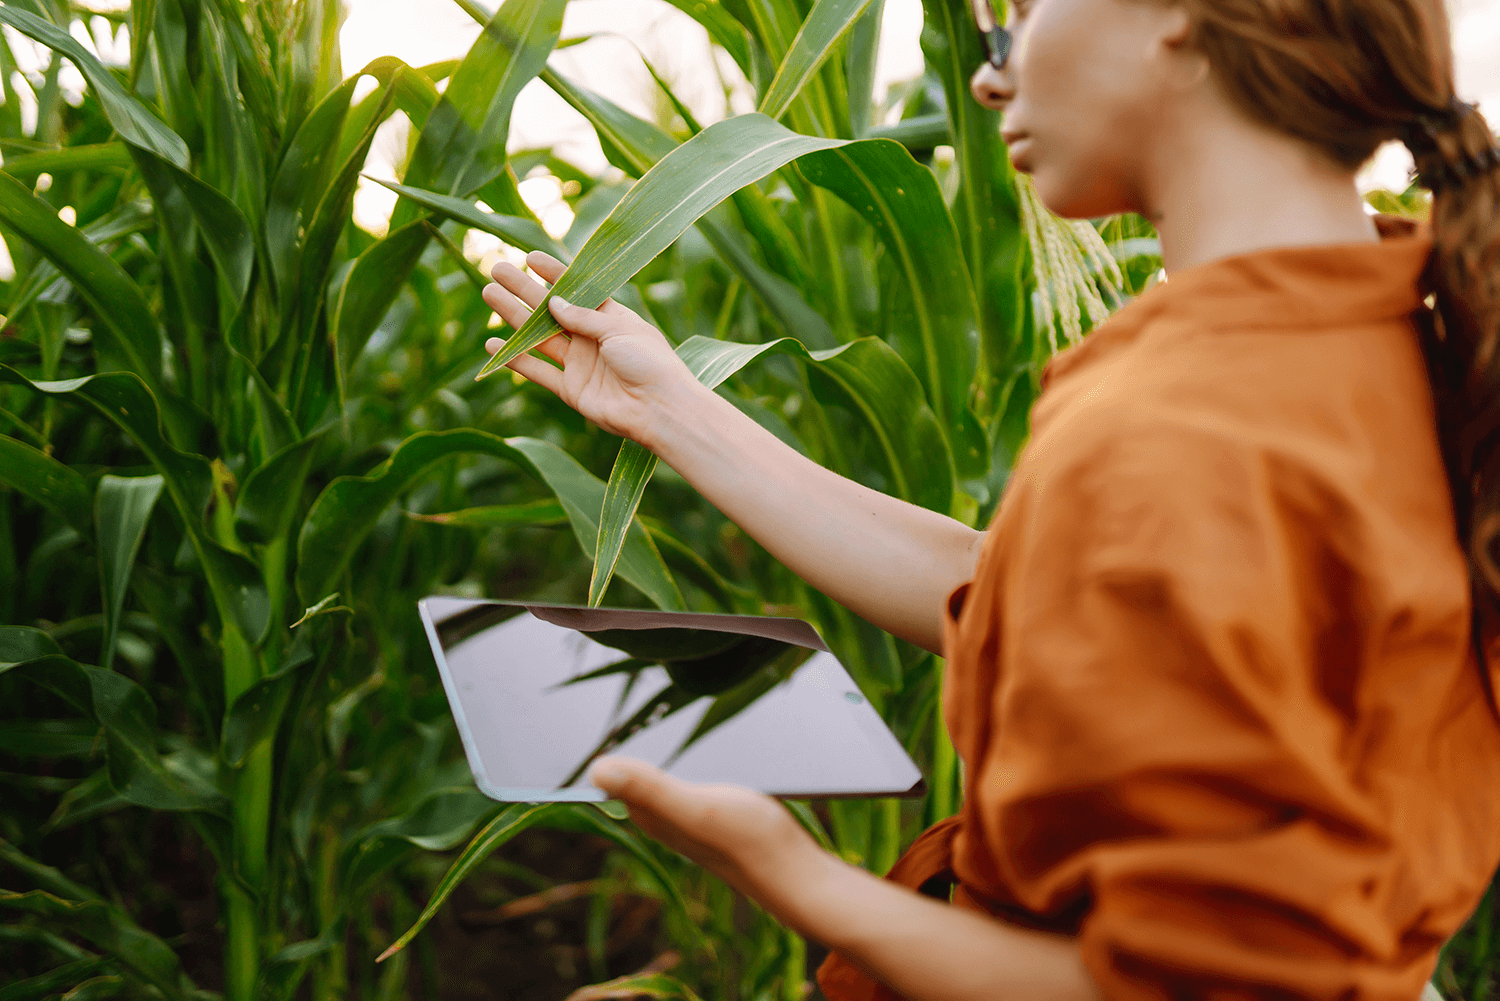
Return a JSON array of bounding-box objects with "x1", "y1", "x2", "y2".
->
[{"x1": 970, "y1": 0, "x2": 1014, "y2": 70}]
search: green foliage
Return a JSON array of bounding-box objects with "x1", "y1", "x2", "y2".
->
[{"x1": 0, "y1": 1, "x2": 1477, "y2": 999}]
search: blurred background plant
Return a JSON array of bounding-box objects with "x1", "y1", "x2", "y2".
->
[{"x1": 0, "y1": 0, "x2": 1492, "y2": 999}]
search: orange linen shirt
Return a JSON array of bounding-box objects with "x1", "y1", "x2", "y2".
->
[{"x1": 819, "y1": 227, "x2": 1500, "y2": 1001}]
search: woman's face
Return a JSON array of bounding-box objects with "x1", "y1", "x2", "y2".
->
[{"x1": 970, "y1": 0, "x2": 1198, "y2": 219}]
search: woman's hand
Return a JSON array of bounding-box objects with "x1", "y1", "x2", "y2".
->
[
  {"x1": 590, "y1": 756, "x2": 1099, "y2": 1001},
  {"x1": 588, "y1": 756, "x2": 830, "y2": 927},
  {"x1": 482, "y1": 251, "x2": 701, "y2": 448}
]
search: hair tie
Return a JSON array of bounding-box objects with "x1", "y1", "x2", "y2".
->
[{"x1": 1400, "y1": 98, "x2": 1499, "y2": 194}]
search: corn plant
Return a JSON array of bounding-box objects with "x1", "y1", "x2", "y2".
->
[{"x1": 0, "y1": 1, "x2": 692, "y2": 998}]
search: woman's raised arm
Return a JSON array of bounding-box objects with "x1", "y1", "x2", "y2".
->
[{"x1": 483, "y1": 252, "x2": 983, "y2": 654}]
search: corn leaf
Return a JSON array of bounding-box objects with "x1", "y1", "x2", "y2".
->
[
  {"x1": 0, "y1": 173, "x2": 163, "y2": 393},
  {"x1": 658, "y1": 0, "x2": 754, "y2": 78},
  {"x1": 920, "y1": 0, "x2": 1026, "y2": 419},
  {"x1": 377, "y1": 802, "x2": 685, "y2": 963},
  {"x1": 0, "y1": 888, "x2": 189, "y2": 1001},
  {"x1": 328, "y1": 219, "x2": 430, "y2": 403},
  {"x1": 295, "y1": 430, "x2": 682, "y2": 610},
  {"x1": 845, "y1": 0, "x2": 884, "y2": 137},
  {"x1": 0, "y1": 367, "x2": 270, "y2": 644},
  {"x1": 0, "y1": 434, "x2": 92, "y2": 534},
  {"x1": 220, "y1": 604, "x2": 347, "y2": 768},
  {"x1": 372, "y1": 178, "x2": 571, "y2": 260},
  {"x1": 0, "y1": 628, "x2": 226, "y2": 816},
  {"x1": 759, "y1": 0, "x2": 873, "y2": 122},
  {"x1": 477, "y1": 114, "x2": 848, "y2": 377},
  {"x1": 796, "y1": 141, "x2": 987, "y2": 476},
  {"x1": 397, "y1": 0, "x2": 566, "y2": 218},
  {"x1": 589, "y1": 333, "x2": 952, "y2": 604},
  {"x1": 130, "y1": 152, "x2": 255, "y2": 312},
  {"x1": 0, "y1": 143, "x2": 132, "y2": 182},
  {"x1": 0, "y1": 4, "x2": 189, "y2": 170},
  {"x1": 342, "y1": 787, "x2": 500, "y2": 891},
  {"x1": 408, "y1": 499, "x2": 568, "y2": 527},
  {"x1": 543, "y1": 69, "x2": 811, "y2": 290},
  {"x1": 95, "y1": 475, "x2": 163, "y2": 671},
  {"x1": 234, "y1": 430, "x2": 329, "y2": 547}
]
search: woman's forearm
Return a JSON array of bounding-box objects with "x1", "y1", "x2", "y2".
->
[
  {"x1": 644, "y1": 378, "x2": 983, "y2": 654},
  {"x1": 776, "y1": 844, "x2": 1099, "y2": 1001}
]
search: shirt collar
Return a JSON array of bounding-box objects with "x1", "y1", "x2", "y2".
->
[{"x1": 1042, "y1": 219, "x2": 1433, "y2": 386}]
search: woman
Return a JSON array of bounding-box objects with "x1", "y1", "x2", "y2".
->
[{"x1": 480, "y1": 0, "x2": 1500, "y2": 997}]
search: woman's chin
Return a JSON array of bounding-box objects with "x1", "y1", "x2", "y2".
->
[{"x1": 1029, "y1": 172, "x2": 1128, "y2": 221}]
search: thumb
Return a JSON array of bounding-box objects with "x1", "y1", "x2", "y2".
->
[{"x1": 590, "y1": 756, "x2": 676, "y2": 810}]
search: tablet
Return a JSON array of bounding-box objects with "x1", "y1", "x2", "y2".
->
[{"x1": 418, "y1": 598, "x2": 926, "y2": 801}]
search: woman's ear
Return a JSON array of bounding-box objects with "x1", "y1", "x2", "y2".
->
[{"x1": 1153, "y1": 3, "x2": 1209, "y2": 91}]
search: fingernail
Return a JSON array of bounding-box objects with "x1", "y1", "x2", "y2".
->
[{"x1": 550, "y1": 295, "x2": 570, "y2": 310}]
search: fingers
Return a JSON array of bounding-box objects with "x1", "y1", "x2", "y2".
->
[
  {"x1": 488, "y1": 331, "x2": 568, "y2": 364},
  {"x1": 489, "y1": 261, "x2": 550, "y2": 310},
  {"x1": 525, "y1": 251, "x2": 566, "y2": 284},
  {"x1": 503, "y1": 352, "x2": 564, "y2": 396},
  {"x1": 482, "y1": 277, "x2": 537, "y2": 331},
  {"x1": 549, "y1": 296, "x2": 619, "y2": 341}
]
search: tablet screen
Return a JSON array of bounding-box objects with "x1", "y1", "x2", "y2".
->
[{"x1": 419, "y1": 598, "x2": 925, "y2": 801}]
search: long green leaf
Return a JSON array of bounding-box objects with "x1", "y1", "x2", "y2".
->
[
  {"x1": 0, "y1": 143, "x2": 133, "y2": 182},
  {"x1": 758, "y1": 0, "x2": 873, "y2": 122},
  {"x1": 0, "y1": 434, "x2": 92, "y2": 534},
  {"x1": 298, "y1": 72, "x2": 402, "y2": 303},
  {"x1": 376, "y1": 802, "x2": 684, "y2": 963},
  {"x1": 0, "y1": 889, "x2": 187, "y2": 1001},
  {"x1": 543, "y1": 69, "x2": 812, "y2": 293},
  {"x1": 920, "y1": 0, "x2": 1026, "y2": 420},
  {"x1": 407, "y1": 499, "x2": 567, "y2": 527},
  {"x1": 295, "y1": 430, "x2": 682, "y2": 610},
  {"x1": 372, "y1": 178, "x2": 571, "y2": 261},
  {"x1": 342, "y1": 786, "x2": 500, "y2": 892},
  {"x1": 0, "y1": 628, "x2": 226, "y2": 815},
  {"x1": 567, "y1": 973, "x2": 705, "y2": 1001},
  {"x1": 0, "y1": 4, "x2": 189, "y2": 169},
  {"x1": 131, "y1": 152, "x2": 255, "y2": 312},
  {"x1": 845, "y1": 0, "x2": 884, "y2": 137},
  {"x1": 0, "y1": 957, "x2": 114, "y2": 1001},
  {"x1": 397, "y1": 0, "x2": 565, "y2": 218},
  {"x1": 0, "y1": 367, "x2": 269, "y2": 644},
  {"x1": 797, "y1": 141, "x2": 987, "y2": 476},
  {"x1": 0, "y1": 173, "x2": 163, "y2": 392},
  {"x1": 220, "y1": 604, "x2": 347, "y2": 767},
  {"x1": 589, "y1": 333, "x2": 953, "y2": 602},
  {"x1": 477, "y1": 114, "x2": 848, "y2": 376},
  {"x1": 659, "y1": 0, "x2": 755, "y2": 78},
  {"x1": 95, "y1": 475, "x2": 163, "y2": 671},
  {"x1": 327, "y1": 219, "x2": 430, "y2": 402},
  {"x1": 233, "y1": 429, "x2": 328, "y2": 546},
  {"x1": 267, "y1": 60, "x2": 386, "y2": 305}
]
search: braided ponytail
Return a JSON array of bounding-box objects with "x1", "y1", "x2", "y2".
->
[{"x1": 1414, "y1": 102, "x2": 1500, "y2": 649}]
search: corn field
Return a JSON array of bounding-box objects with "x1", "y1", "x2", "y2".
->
[{"x1": 0, "y1": 0, "x2": 1491, "y2": 999}]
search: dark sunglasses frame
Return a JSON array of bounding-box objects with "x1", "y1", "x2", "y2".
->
[{"x1": 970, "y1": 0, "x2": 1014, "y2": 70}]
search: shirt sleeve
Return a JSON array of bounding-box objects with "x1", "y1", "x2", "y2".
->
[{"x1": 972, "y1": 418, "x2": 1434, "y2": 1001}]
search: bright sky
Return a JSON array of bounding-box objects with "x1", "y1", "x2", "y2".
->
[{"x1": 339, "y1": 0, "x2": 1500, "y2": 238}]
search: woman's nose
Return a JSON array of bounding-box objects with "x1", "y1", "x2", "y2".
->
[{"x1": 970, "y1": 63, "x2": 1010, "y2": 110}]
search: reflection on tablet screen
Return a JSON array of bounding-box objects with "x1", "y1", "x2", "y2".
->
[{"x1": 420, "y1": 598, "x2": 925, "y2": 801}]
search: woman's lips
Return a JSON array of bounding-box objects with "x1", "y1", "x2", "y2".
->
[{"x1": 1002, "y1": 133, "x2": 1031, "y2": 169}]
